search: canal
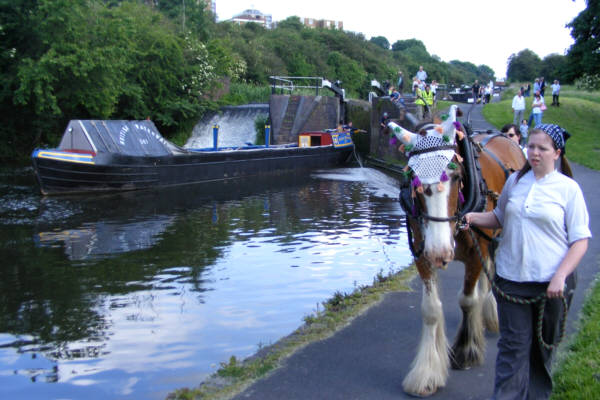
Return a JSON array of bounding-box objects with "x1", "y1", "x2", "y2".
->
[{"x1": 0, "y1": 166, "x2": 413, "y2": 399}]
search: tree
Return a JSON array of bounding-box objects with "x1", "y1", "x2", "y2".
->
[
  {"x1": 506, "y1": 49, "x2": 542, "y2": 82},
  {"x1": 565, "y1": 0, "x2": 600, "y2": 81},
  {"x1": 540, "y1": 54, "x2": 568, "y2": 82},
  {"x1": 369, "y1": 36, "x2": 390, "y2": 50}
]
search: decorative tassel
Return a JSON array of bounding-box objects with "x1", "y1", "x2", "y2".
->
[
  {"x1": 398, "y1": 144, "x2": 406, "y2": 153},
  {"x1": 447, "y1": 162, "x2": 457, "y2": 170},
  {"x1": 440, "y1": 170, "x2": 449, "y2": 182},
  {"x1": 456, "y1": 129, "x2": 465, "y2": 140},
  {"x1": 403, "y1": 133, "x2": 411, "y2": 142},
  {"x1": 412, "y1": 176, "x2": 421, "y2": 188},
  {"x1": 435, "y1": 125, "x2": 443, "y2": 134},
  {"x1": 442, "y1": 135, "x2": 450, "y2": 143},
  {"x1": 453, "y1": 121, "x2": 462, "y2": 130},
  {"x1": 458, "y1": 191, "x2": 465, "y2": 204},
  {"x1": 389, "y1": 137, "x2": 397, "y2": 146},
  {"x1": 437, "y1": 182, "x2": 445, "y2": 192},
  {"x1": 405, "y1": 144, "x2": 414, "y2": 152},
  {"x1": 441, "y1": 114, "x2": 448, "y2": 121},
  {"x1": 395, "y1": 126, "x2": 402, "y2": 133}
]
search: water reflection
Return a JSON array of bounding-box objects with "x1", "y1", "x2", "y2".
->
[{"x1": 0, "y1": 167, "x2": 411, "y2": 399}]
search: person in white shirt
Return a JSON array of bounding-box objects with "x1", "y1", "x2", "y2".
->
[
  {"x1": 511, "y1": 89, "x2": 526, "y2": 124},
  {"x1": 463, "y1": 124, "x2": 590, "y2": 400},
  {"x1": 416, "y1": 65, "x2": 427, "y2": 83},
  {"x1": 551, "y1": 80, "x2": 561, "y2": 107}
]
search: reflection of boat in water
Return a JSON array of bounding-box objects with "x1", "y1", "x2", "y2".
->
[
  {"x1": 33, "y1": 172, "x2": 316, "y2": 260},
  {"x1": 31, "y1": 120, "x2": 354, "y2": 195},
  {"x1": 36, "y1": 216, "x2": 175, "y2": 260}
]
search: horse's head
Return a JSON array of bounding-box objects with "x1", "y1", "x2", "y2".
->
[{"x1": 391, "y1": 105, "x2": 465, "y2": 268}]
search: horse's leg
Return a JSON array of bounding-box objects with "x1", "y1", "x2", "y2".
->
[
  {"x1": 479, "y1": 255, "x2": 499, "y2": 333},
  {"x1": 403, "y1": 259, "x2": 449, "y2": 397},
  {"x1": 451, "y1": 247, "x2": 487, "y2": 370}
]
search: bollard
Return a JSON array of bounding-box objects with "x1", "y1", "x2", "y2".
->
[
  {"x1": 212, "y1": 125, "x2": 219, "y2": 150},
  {"x1": 265, "y1": 125, "x2": 271, "y2": 148}
]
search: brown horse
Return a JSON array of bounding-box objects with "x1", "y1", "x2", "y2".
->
[{"x1": 389, "y1": 105, "x2": 526, "y2": 397}]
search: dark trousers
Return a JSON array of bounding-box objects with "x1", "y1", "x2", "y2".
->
[
  {"x1": 552, "y1": 94, "x2": 559, "y2": 106},
  {"x1": 492, "y1": 274, "x2": 576, "y2": 400}
]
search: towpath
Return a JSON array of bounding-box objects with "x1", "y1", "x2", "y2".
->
[{"x1": 231, "y1": 102, "x2": 599, "y2": 400}]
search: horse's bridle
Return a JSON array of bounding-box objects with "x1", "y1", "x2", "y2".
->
[
  {"x1": 400, "y1": 143, "x2": 464, "y2": 224},
  {"x1": 400, "y1": 129, "x2": 489, "y2": 258}
]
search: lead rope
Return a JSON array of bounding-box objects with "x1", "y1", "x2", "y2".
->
[{"x1": 464, "y1": 227, "x2": 570, "y2": 351}]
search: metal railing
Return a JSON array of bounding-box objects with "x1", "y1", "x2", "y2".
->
[{"x1": 269, "y1": 76, "x2": 345, "y2": 100}]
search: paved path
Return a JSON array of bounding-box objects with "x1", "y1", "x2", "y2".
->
[{"x1": 232, "y1": 103, "x2": 599, "y2": 400}]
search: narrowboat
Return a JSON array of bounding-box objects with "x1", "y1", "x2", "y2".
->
[{"x1": 31, "y1": 120, "x2": 354, "y2": 195}]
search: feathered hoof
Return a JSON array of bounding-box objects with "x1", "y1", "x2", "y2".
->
[
  {"x1": 404, "y1": 386, "x2": 438, "y2": 398},
  {"x1": 450, "y1": 347, "x2": 483, "y2": 370}
]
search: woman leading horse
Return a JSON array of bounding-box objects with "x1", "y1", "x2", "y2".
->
[{"x1": 389, "y1": 105, "x2": 526, "y2": 397}]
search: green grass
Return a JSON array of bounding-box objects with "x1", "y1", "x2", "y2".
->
[
  {"x1": 551, "y1": 277, "x2": 600, "y2": 399},
  {"x1": 482, "y1": 87, "x2": 600, "y2": 170}
]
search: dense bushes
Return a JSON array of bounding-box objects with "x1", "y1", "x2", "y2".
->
[{"x1": 1, "y1": 0, "x2": 496, "y2": 164}]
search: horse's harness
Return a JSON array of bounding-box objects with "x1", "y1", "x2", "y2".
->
[{"x1": 399, "y1": 124, "x2": 490, "y2": 258}]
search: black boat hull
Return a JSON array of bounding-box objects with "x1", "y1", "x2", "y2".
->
[{"x1": 32, "y1": 145, "x2": 352, "y2": 195}]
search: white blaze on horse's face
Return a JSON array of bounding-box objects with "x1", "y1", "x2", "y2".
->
[
  {"x1": 390, "y1": 105, "x2": 460, "y2": 268},
  {"x1": 422, "y1": 173, "x2": 455, "y2": 268}
]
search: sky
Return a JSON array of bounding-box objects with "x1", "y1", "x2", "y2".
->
[{"x1": 214, "y1": 0, "x2": 587, "y2": 80}]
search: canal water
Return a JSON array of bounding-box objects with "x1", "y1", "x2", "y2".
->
[{"x1": 0, "y1": 166, "x2": 412, "y2": 399}]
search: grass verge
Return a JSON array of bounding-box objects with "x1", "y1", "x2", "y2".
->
[
  {"x1": 167, "y1": 266, "x2": 416, "y2": 400},
  {"x1": 482, "y1": 86, "x2": 600, "y2": 170},
  {"x1": 551, "y1": 275, "x2": 600, "y2": 399}
]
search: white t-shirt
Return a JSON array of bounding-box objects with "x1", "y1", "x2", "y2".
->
[
  {"x1": 512, "y1": 95, "x2": 525, "y2": 111},
  {"x1": 493, "y1": 170, "x2": 591, "y2": 282}
]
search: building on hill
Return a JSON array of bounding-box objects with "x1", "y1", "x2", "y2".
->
[
  {"x1": 229, "y1": 8, "x2": 273, "y2": 29},
  {"x1": 302, "y1": 17, "x2": 343, "y2": 29}
]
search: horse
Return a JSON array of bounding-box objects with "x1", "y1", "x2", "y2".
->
[{"x1": 388, "y1": 105, "x2": 526, "y2": 397}]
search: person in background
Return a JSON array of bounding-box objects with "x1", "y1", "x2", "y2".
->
[
  {"x1": 397, "y1": 71, "x2": 404, "y2": 95},
  {"x1": 416, "y1": 65, "x2": 427, "y2": 83},
  {"x1": 524, "y1": 83, "x2": 531, "y2": 97},
  {"x1": 463, "y1": 124, "x2": 590, "y2": 400},
  {"x1": 430, "y1": 80, "x2": 438, "y2": 105},
  {"x1": 472, "y1": 80, "x2": 480, "y2": 103},
  {"x1": 415, "y1": 84, "x2": 433, "y2": 120},
  {"x1": 412, "y1": 77, "x2": 419, "y2": 95},
  {"x1": 512, "y1": 89, "x2": 526, "y2": 125},
  {"x1": 501, "y1": 123, "x2": 526, "y2": 155},
  {"x1": 540, "y1": 77, "x2": 546, "y2": 97},
  {"x1": 531, "y1": 91, "x2": 545, "y2": 127},
  {"x1": 533, "y1": 78, "x2": 541, "y2": 97},
  {"x1": 551, "y1": 80, "x2": 561, "y2": 106},
  {"x1": 520, "y1": 119, "x2": 529, "y2": 145}
]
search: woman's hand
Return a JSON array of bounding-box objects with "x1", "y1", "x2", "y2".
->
[{"x1": 547, "y1": 273, "x2": 566, "y2": 298}]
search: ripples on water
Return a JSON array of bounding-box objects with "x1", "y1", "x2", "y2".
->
[{"x1": 0, "y1": 167, "x2": 411, "y2": 399}]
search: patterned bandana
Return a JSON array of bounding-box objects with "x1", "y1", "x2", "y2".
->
[{"x1": 534, "y1": 124, "x2": 570, "y2": 154}]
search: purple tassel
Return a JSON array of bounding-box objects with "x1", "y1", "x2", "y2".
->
[
  {"x1": 412, "y1": 176, "x2": 421, "y2": 188},
  {"x1": 458, "y1": 191, "x2": 465, "y2": 204},
  {"x1": 453, "y1": 121, "x2": 461, "y2": 130},
  {"x1": 440, "y1": 171, "x2": 449, "y2": 182},
  {"x1": 411, "y1": 203, "x2": 417, "y2": 217},
  {"x1": 389, "y1": 136, "x2": 398, "y2": 146}
]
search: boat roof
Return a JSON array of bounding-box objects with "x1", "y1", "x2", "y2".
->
[{"x1": 59, "y1": 120, "x2": 187, "y2": 156}]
